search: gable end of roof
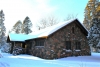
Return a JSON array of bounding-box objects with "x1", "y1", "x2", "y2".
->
[{"x1": 48, "y1": 19, "x2": 88, "y2": 37}]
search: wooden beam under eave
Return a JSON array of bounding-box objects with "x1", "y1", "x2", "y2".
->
[
  {"x1": 10, "y1": 42, "x2": 15, "y2": 54},
  {"x1": 39, "y1": 36, "x2": 48, "y2": 39}
]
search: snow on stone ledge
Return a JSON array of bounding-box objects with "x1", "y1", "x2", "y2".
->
[
  {"x1": 66, "y1": 50, "x2": 72, "y2": 52},
  {"x1": 75, "y1": 50, "x2": 81, "y2": 51}
]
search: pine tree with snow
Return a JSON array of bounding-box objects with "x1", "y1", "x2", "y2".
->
[
  {"x1": 0, "y1": 10, "x2": 6, "y2": 48},
  {"x1": 0, "y1": 10, "x2": 11, "y2": 53},
  {"x1": 22, "y1": 16, "x2": 32, "y2": 34},
  {"x1": 88, "y1": 10, "x2": 100, "y2": 52},
  {"x1": 11, "y1": 20, "x2": 22, "y2": 34}
]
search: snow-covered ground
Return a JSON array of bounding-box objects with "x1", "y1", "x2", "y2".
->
[{"x1": 0, "y1": 52, "x2": 100, "y2": 67}]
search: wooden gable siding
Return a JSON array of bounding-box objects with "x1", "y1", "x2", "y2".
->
[
  {"x1": 27, "y1": 21, "x2": 90, "y2": 59},
  {"x1": 7, "y1": 36, "x2": 10, "y2": 43}
]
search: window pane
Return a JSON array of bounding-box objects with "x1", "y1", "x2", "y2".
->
[
  {"x1": 35, "y1": 40, "x2": 44, "y2": 46},
  {"x1": 75, "y1": 42, "x2": 81, "y2": 50},
  {"x1": 72, "y1": 27, "x2": 74, "y2": 34},
  {"x1": 66, "y1": 41, "x2": 71, "y2": 50}
]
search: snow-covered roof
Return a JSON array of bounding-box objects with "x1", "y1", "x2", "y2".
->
[
  {"x1": 30, "y1": 18, "x2": 88, "y2": 37},
  {"x1": 8, "y1": 33, "x2": 37, "y2": 42},
  {"x1": 8, "y1": 18, "x2": 88, "y2": 42}
]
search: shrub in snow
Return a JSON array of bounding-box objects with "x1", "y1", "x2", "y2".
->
[
  {"x1": 12, "y1": 47, "x2": 23, "y2": 56},
  {"x1": 0, "y1": 49, "x2": 3, "y2": 58},
  {"x1": 96, "y1": 41, "x2": 100, "y2": 52},
  {"x1": 97, "y1": 49, "x2": 100, "y2": 53},
  {"x1": 1, "y1": 43, "x2": 11, "y2": 53}
]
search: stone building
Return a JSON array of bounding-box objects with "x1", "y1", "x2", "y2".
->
[{"x1": 7, "y1": 19, "x2": 91, "y2": 59}]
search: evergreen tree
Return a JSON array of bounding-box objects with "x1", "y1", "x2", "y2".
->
[
  {"x1": 88, "y1": 10, "x2": 100, "y2": 52},
  {"x1": 11, "y1": 20, "x2": 22, "y2": 34},
  {"x1": 83, "y1": 0, "x2": 99, "y2": 30},
  {"x1": 22, "y1": 16, "x2": 32, "y2": 34},
  {"x1": 0, "y1": 10, "x2": 6, "y2": 48}
]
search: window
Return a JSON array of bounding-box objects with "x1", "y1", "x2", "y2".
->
[
  {"x1": 36, "y1": 40, "x2": 44, "y2": 46},
  {"x1": 29, "y1": 41, "x2": 33, "y2": 49},
  {"x1": 66, "y1": 41, "x2": 71, "y2": 50},
  {"x1": 72, "y1": 27, "x2": 74, "y2": 34},
  {"x1": 22, "y1": 43, "x2": 25, "y2": 48},
  {"x1": 75, "y1": 42, "x2": 81, "y2": 50}
]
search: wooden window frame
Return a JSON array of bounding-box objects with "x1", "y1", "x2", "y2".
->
[
  {"x1": 66, "y1": 41, "x2": 71, "y2": 50},
  {"x1": 75, "y1": 42, "x2": 81, "y2": 50},
  {"x1": 72, "y1": 27, "x2": 74, "y2": 34},
  {"x1": 35, "y1": 40, "x2": 44, "y2": 46}
]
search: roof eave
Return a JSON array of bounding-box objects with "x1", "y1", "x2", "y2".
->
[{"x1": 75, "y1": 19, "x2": 88, "y2": 36}]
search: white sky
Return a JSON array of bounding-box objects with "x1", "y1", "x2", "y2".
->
[
  {"x1": 0, "y1": 0, "x2": 88, "y2": 35},
  {"x1": 0, "y1": 0, "x2": 57, "y2": 35}
]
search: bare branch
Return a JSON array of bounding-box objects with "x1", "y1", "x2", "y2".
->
[
  {"x1": 64, "y1": 14, "x2": 78, "y2": 21},
  {"x1": 37, "y1": 16, "x2": 59, "y2": 30}
]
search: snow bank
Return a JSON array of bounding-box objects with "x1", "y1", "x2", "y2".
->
[{"x1": 0, "y1": 53, "x2": 100, "y2": 67}]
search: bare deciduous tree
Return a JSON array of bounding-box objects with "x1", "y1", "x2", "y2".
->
[
  {"x1": 64, "y1": 14, "x2": 78, "y2": 21},
  {"x1": 37, "y1": 16, "x2": 59, "y2": 30}
]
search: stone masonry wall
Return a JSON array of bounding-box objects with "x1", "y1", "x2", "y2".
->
[{"x1": 29, "y1": 21, "x2": 91, "y2": 59}]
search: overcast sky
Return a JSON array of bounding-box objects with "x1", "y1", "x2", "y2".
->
[{"x1": 0, "y1": 0, "x2": 88, "y2": 34}]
